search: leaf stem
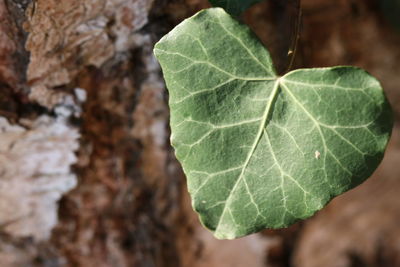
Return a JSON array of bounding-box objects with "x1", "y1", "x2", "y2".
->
[{"x1": 285, "y1": 0, "x2": 302, "y2": 73}]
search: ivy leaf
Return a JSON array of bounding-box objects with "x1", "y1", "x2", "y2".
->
[
  {"x1": 209, "y1": 0, "x2": 263, "y2": 16},
  {"x1": 154, "y1": 8, "x2": 392, "y2": 239}
]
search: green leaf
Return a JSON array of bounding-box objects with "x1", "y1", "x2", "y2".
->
[
  {"x1": 209, "y1": 0, "x2": 263, "y2": 16},
  {"x1": 154, "y1": 8, "x2": 393, "y2": 239}
]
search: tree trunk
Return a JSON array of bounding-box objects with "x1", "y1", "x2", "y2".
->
[{"x1": 0, "y1": 0, "x2": 399, "y2": 266}]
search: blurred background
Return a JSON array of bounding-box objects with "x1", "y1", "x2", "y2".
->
[{"x1": 0, "y1": 0, "x2": 399, "y2": 266}]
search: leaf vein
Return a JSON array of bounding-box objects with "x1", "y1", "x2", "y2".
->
[{"x1": 214, "y1": 80, "x2": 280, "y2": 236}]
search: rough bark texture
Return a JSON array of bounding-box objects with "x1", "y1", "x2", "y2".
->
[{"x1": 0, "y1": 0, "x2": 399, "y2": 266}]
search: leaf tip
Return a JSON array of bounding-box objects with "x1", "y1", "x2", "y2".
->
[{"x1": 213, "y1": 229, "x2": 237, "y2": 240}]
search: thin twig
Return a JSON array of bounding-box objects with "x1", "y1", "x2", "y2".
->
[{"x1": 285, "y1": 0, "x2": 302, "y2": 73}]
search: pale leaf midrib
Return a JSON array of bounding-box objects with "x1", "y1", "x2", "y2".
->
[{"x1": 214, "y1": 78, "x2": 281, "y2": 238}]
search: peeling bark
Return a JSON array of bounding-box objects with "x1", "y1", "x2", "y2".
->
[{"x1": 0, "y1": 116, "x2": 78, "y2": 241}]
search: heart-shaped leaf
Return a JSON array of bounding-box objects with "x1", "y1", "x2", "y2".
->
[
  {"x1": 154, "y1": 8, "x2": 393, "y2": 239},
  {"x1": 209, "y1": 0, "x2": 263, "y2": 16}
]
